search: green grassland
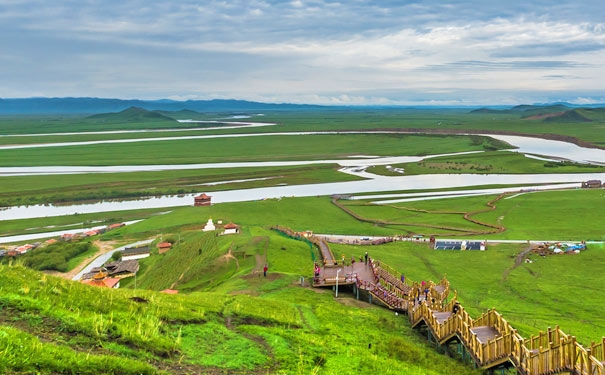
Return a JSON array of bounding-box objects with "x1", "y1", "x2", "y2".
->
[
  {"x1": 0, "y1": 256, "x2": 481, "y2": 374},
  {"x1": 366, "y1": 151, "x2": 605, "y2": 176},
  {"x1": 0, "y1": 164, "x2": 360, "y2": 206},
  {"x1": 2, "y1": 108, "x2": 605, "y2": 148},
  {"x1": 255, "y1": 110, "x2": 605, "y2": 146},
  {"x1": 332, "y1": 240, "x2": 605, "y2": 345},
  {"x1": 472, "y1": 189, "x2": 605, "y2": 241},
  {"x1": 2, "y1": 188, "x2": 605, "y2": 374},
  {"x1": 350, "y1": 189, "x2": 605, "y2": 240},
  {"x1": 108, "y1": 188, "x2": 605, "y2": 242},
  {"x1": 0, "y1": 133, "x2": 508, "y2": 166}
]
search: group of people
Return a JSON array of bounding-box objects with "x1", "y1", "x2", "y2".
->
[{"x1": 341, "y1": 252, "x2": 370, "y2": 266}]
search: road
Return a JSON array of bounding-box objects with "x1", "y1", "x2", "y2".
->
[{"x1": 72, "y1": 239, "x2": 154, "y2": 281}]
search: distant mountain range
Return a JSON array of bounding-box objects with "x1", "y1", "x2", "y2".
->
[
  {"x1": 470, "y1": 104, "x2": 605, "y2": 123},
  {"x1": 1, "y1": 97, "x2": 605, "y2": 116},
  {"x1": 0, "y1": 97, "x2": 326, "y2": 114}
]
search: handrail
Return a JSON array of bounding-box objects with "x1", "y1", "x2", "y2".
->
[
  {"x1": 409, "y1": 294, "x2": 604, "y2": 375},
  {"x1": 295, "y1": 223, "x2": 604, "y2": 375}
]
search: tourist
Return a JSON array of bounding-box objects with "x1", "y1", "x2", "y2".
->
[
  {"x1": 351, "y1": 256, "x2": 356, "y2": 265},
  {"x1": 364, "y1": 252, "x2": 368, "y2": 264},
  {"x1": 263, "y1": 264, "x2": 268, "y2": 277},
  {"x1": 341, "y1": 254, "x2": 346, "y2": 265},
  {"x1": 452, "y1": 302, "x2": 460, "y2": 314},
  {"x1": 401, "y1": 274, "x2": 405, "y2": 283},
  {"x1": 359, "y1": 255, "x2": 363, "y2": 263}
]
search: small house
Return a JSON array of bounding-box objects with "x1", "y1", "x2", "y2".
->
[
  {"x1": 107, "y1": 223, "x2": 126, "y2": 230},
  {"x1": 61, "y1": 233, "x2": 74, "y2": 242},
  {"x1": 157, "y1": 242, "x2": 172, "y2": 254},
  {"x1": 223, "y1": 223, "x2": 240, "y2": 235},
  {"x1": 84, "y1": 230, "x2": 99, "y2": 237},
  {"x1": 105, "y1": 259, "x2": 140, "y2": 278},
  {"x1": 194, "y1": 194, "x2": 212, "y2": 206},
  {"x1": 582, "y1": 180, "x2": 602, "y2": 189},
  {"x1": 45, "y1": 239, "x2": 58, "y2": 245},
  {"x1": 122, "y1": 246, "x2": 150, "y2": 261}
]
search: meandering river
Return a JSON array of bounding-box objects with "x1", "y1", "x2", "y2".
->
[{"x1": 1, "y1": 130, "x2": 605, "y2": 222}]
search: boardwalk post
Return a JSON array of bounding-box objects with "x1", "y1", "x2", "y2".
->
[
  {"x1": 335, "y1": 269, "x2": 340, "y2": 298},
  {"x1": 356, "y1": 286, "x2": 359, "y2": 300},
  {"x1": 369, "y1": 293, "x2": 372, "y2": 304}
]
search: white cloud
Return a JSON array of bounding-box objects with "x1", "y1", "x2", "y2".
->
[{"x1": 1, "y1": 0, "x2": 605, "y2": 104}]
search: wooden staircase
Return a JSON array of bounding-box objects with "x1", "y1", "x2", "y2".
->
[{"x1": 274, "y1": 224, "x2": 605, "y2": 374}]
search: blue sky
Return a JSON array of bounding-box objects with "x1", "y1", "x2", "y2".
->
[{"x1": 1, "y1": 0, "x2": 605, "y2": 105}]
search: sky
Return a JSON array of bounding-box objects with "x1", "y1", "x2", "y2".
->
[{"x1": 1, "y1": 0, "x2": 605, "y2": 106}]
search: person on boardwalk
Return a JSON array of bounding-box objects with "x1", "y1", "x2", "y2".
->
[
  {"x1": 351, "y1": 256, "x2": 356, "y2": 265},
  {"x1": 263, "y1": 264, "x2": 268, "y2": 277},
  {"x1": 364, "y1": 252, "x2": 368, "y2": 264},
  {"x1": 401, "y1": 274, "x2": 405, "y2": 284}
]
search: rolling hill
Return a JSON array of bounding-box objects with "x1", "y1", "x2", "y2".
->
[{"x1": 86, "y1": 107, "x2": 178, "y2": 122}]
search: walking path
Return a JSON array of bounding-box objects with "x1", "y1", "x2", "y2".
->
[{"x1": 277, "y1": 225, "x2": 605, "y2": 375}]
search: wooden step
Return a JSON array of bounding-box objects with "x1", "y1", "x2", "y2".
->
[
  {"x1": 470, "y1": 325, "x2": 500, "y2": 344},
  {"x1": 432, "y1": 311, "x2": 453, "y2": 324}
]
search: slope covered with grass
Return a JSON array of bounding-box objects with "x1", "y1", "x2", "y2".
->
[{"x1": 0, "y1": 262, "x2": 481, "y2": 375}]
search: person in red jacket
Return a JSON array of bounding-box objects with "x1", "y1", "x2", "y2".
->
[{"x1": 263, "y1": 264, "x2": 268, "y2": 277}]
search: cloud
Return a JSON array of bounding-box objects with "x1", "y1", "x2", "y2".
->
[{"x1": 1, "y1": 0, "x2": 605, "y2": 105}]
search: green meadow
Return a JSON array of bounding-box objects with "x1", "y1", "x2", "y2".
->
[
  {"x1": 0, "y1": 164, "x2": 359, "y2": 206},
  {"x1": 105, "y1": 188, "x2": 605, "y2": 242},
  {"x1": 367, "y1": 151, "x2": 605, "y2": 176},
  {"x1": 0, "y1": 133, "x2": 508, "y2": 166}
]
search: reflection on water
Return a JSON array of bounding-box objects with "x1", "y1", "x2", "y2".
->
[
  {"x1": 1, "y1": 173, "x2": 603, "y2": 221},
  {"x1": 1, "y1": 132, "x2": 605, "y2": 222}
]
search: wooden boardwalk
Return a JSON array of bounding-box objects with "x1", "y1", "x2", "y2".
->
[{"x1": 272, "y1": 225, "x2": 605, "y2": 375}]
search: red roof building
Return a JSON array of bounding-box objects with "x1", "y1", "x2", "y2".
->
[
  {"x1": 194, "y1": 194, "x2": 211, "y2": 206},
  {"x1": 160, "y1": 289, "x2": 179, "y2": 294},
  {"x1": 81, "y1": 277, "x2": 120, "y2": 289},
  {"x1": 108, "y1": 223, "x2": 126, "y2": 230},
  {"x1": 45, "y1": 239, "x2": 58, "y2": 244},
  {"x1": 157, "y1": 242, "x2": 172, "y2": 254},
  {"x1": 223, "y1": 223, "x2": 240, "y2": 235}
]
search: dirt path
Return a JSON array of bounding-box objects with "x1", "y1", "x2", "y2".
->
[
  {"x1": 252, "y1": 237, "x2": 269, "y2": 275},
  {"x1": 331, "y1": 193, "x2": 509, "y2": 237},
  {"x1": 45, "y1": 240, "x2": 118, "y2": 280},
  {"x1": 502, "y1": 244, "x2": 533, "y2": 281}
]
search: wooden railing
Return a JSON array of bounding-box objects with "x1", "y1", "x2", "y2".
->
[
  {"x1": 411, "y1": 295, "x2": 605, "y2": 375},
  {"x1": 271, "y1": 225, "x2": 337, "y2": 266},
  {"x1": 295, "y1": 227, "x2": 605, "y2": 375}
]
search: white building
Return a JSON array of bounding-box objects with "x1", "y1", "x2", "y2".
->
[
  {"x1": 223, "y1": 223, "x2": 240, "y2": 235},
  {"x1": 203, "y1": 218, "x2": 216, "y2": 232},
  {"x1": 121, "y1": 246, "x2": 150, "y2": 261}
]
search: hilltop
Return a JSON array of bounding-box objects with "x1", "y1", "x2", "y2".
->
[
  {"x1": 470, "y1": 104, "x2": 605, "y2": 123},
  {"x1": 86, "y1": 107, "x2": 178, "y2": 122}
]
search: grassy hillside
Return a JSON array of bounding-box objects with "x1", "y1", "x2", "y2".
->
[
  {"x1": 0, "y1": 259, "x2": 480, "y2": 374},
  {"x1": 86, "y1": 107, "x2": 178, "y2": 123}
]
